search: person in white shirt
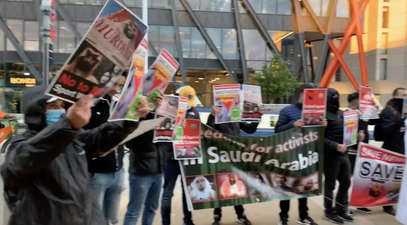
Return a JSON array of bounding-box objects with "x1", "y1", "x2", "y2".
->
[
  {"x1": 189, "y1": 176, "x2": 216, "y2": 202},
  {"x1": 219, "y1": 174, "x2": 247, "y2": 199}
]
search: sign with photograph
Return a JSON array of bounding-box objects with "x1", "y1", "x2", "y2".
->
[
  {"x1": 173, "y1": 119, "x2": 202, "y2": 160},
  {"x1": 153, "y1": 95, "x2": 179, "y2": 143},
  {"x1": 180, "y1": 125, "x2": 324, "y2": 210},
  {"x1": 241, "y1": 85, "x2": 262, "y2": 123},
  {"x1": 302, "y1": 89, "x2": 327, "y2": 126},
  {"x1": 213, "y1": 84, "x2": 241, "y2": 124},
  {"x1": 45, "y1": 0, "x2": 148, "y2": 103},
  {"x1": 350, "y1": 143, "x2": 405, "y2": 208},
  {"x1": 359, "y1": 86, "x2": 379, "y2": 120},
  {"x1": 343, "y1": 110, "x2": 359, "y2": 146}
]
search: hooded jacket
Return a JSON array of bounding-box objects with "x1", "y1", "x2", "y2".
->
[
  {"x1": 380, "y1": 98, "x2": 405, "y2": 154},
  {"x1": 324, "y1": 88, "x2": 346, "y2": 155},
  {"x1": 0, "y1": 86, "x2": 138, "y2": 225}
]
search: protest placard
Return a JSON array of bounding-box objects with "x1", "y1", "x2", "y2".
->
[
  {"x1": 45, "y1": 0, "x2": 147, "y2": 103},
  {"x1": 173, "y1": 119, "x2": 201, "y2": 160},
  {"x1": 153, "y1": 95, "x2": 180, "y2": 142},
  {"x1": 359, "y1": 86, "x2": 379, "y2": 120},
  {"x1": 241, "y1": 85, "x2": 262, "y2": 123},
  {"x1": 343, "y1": 110, "x2": 359, "y2": 147},
  {"x1": 302, "y1": 89, "x2": 327, "y2": 126},
  {"x1": 213, "y1": 84, "x2": 241, "y2": 124},
  {"x1": 173, "y1": 97, "x2": 188, "y2": 140}
]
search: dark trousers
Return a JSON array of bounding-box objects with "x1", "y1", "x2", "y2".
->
[
  {"x1": 324, "y1": 154, "x2": 351, "y2": 214},
  {"x1": 279, "y1": 198, "x2": 308, "y2": 220},
  {"x1": 348, "y1": 154, "x2": 357, "y2": 176},
  {"x1": 214, "y1": 205, "x2": 244, "y2": 220}
]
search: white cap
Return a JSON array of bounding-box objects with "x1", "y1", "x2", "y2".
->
[{"x1": 47, "y1": 97, "x2": 58, "y2": 103}]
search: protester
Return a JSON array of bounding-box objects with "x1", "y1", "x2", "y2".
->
[
  {"x1": 161, "y1": 86, "x2": 201, "y2": 225},
  {"x1": 274, "y1": 83, "x2": 321, "y2": 225},
  {"x1": 323, "y1": 88, "x2": 365, "y2": 224},
  {"x1": 1, "y1": 86, "x2": 148, "y2": 225},
  {"x1": 377, "y1": 87, "x2": 407, "y2": 215},
  {"x1": 122, "y1": 95, "x2": 166, "y2": 225},
  {"x1": 346, "y1": 92, "x2": 371, "y2": 214},
  {"x1": 207, "y1": 102, "x2": 264, "y2": 225},
  {"x1": 83, "y1": 71, "x2": 127, "y2": 225}
]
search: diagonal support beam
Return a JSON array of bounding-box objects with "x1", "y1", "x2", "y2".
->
[
  {"x1": 351, "y1": 0, "x2": 368, "y2": 86},
  {"x1": 148, "y1": 42, "x2": 159, "y2": 56},
  {"x1": 0, "y1": 14, "x2": 43, "y2": 83},
  {"x1": 232, "y1": 0, "x2": 249, "y2": 84},
  {"x1": 179, "y1": 0, "x2": 238, "y2": 83},
  {"x1": 170, "y1": 0, "x2": 187, "y2": 84},
  {"x1": 53, "y1": 0, "x2": 82, "y2": 41},
  {"x1": 319, "y1": 0, "x2": 369, "y2": 88}
]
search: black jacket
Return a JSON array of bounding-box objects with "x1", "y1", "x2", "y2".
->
[
  {"x1": 380, "y1": 99, "x2": 405, "y2": 154},
  {"x1": 324, "y1": 88, "x2": 346, "y2": 156},
  {"x1": 163, "y1": 107, "x2": 201, "y2": 160},
  {"x1": 0, "y1": 86, "x2": 138, "y2": 225},
  {"x1": 125, "y1": 112, "x2": 166, "y2": 175},
  {"x1": 207, "y1": 114, "x2": 258, "y2": 136},
  {"x1": 83, "y1": 97, "x2": 125, "y2": 173}
]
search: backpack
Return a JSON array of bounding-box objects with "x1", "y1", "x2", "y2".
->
[{"x1": 374, "y1": 106, "x2": 398, "y2": 142}]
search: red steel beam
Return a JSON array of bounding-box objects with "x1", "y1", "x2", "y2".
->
[{"x1": 319, "y1": 0, "x2": 370, "y2": 88}]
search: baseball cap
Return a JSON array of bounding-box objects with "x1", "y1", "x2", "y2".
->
[{"x1": 179, "y1": 86, "x2": 196, "y2": 107}]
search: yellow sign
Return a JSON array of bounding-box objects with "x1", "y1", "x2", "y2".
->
[{"x1": 9, "y1": 77, "x2": 36, "y2": 87}]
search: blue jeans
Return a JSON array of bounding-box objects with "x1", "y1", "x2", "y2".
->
[
  {"x1": 161, "y1": 160, "x2": 192, "y2": 225},
  {"x1": 88, "y1": 168, "x2": 124, "y2": 224},
  {"x1": 123, "y1": 174, "x2": 163, "y2": 225}
]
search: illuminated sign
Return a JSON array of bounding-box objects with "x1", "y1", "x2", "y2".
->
[
  {"x1": 8, "y1": 76, "x2": 36, "y2": 87},
  {"x1": 41, "y1": 0, "x2": 57, "y2": 42}
]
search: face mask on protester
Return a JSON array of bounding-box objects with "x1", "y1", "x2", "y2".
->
[
  {"x1": 46, "y1": 109, "x2": 66, "y2": 126},
  {"x1": 393, "y1": 98, "x2": 404, "y2": 111}
]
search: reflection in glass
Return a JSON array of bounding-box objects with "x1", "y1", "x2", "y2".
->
[
  {"x1": 242, "y1": 29, "x2": 266, "y2": 60},
  {"x1": 216, "y1": 0, "x2": 231, "y2": 12},
  {"x1": 277, "y1": 0, "x2": 291, "y2": 15},
  {"x1": 263, "y1": 0, "x2": 277, "y2": 14},
  {"x1": 206, "y1": 28, "x2": 221, "y2": 59},
  {"x1": 248, "y1": 0, "x2": 262, "y2": 13},
  {"x1": 175, "y1": 0, "x2": 183, "y2": 9},
  {"x1": 307, "y1": 0, "x2": 322, "y2": 16},
  {"x1": 221, "y1": 29, "x2": 237, "y2": 59},
  {"x1": 159, "y1": 26, "x2": 177, "y2": 57},
  {"x1": 200, "y1": 0, "x2": 216, "y2": 11},
  {"x1": 336, "y1": 0, "x2": 349, "y2": 17},
  {"x1": 150, "y1": 0, "x2": 169, "y2": 8},
  {"x1": 77, "y1": 22, "x2": 91, "y2": 37},
  {"x1": 6, "y1": 19, "x2": 23, "y2": 51},
  {"x1": 24, "y1": 21, "x2": 39, "y2": 51},
  {"x1": 179, "y1": 27, "x2": 191, "y2": 58},
  {"x1": 187, "y1": 0, "x2": 200, "y2": 10},
  {"x1": 190, "y1": 28, "x2": 207, "y2": 58},
  {"x1": 0, "y1": 30, "x2": 4, "y2": 51},
  {"x1": 149, "y1": 25, "x2": 160, "y2": 54},
  {"x1": 57, "y1": 21, "x2": 76, "y2": 53},
  {"x1": 124, "y1": 0, "x2": 136, "y2": 6}
]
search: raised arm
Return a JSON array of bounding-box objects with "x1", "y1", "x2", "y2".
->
[{"x1": 4, "y1": 117, "x2": 78, "y2": 176}]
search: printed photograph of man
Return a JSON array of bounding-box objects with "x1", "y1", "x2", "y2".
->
[
  {"x1": 142, "y1": 69, "x2": 156, "y2": 95},
  {"x1": 214, "y1": 99, "x2": 230, "y2": 123},
  {"x1": 186, "y1": 175, "x2": 217, "y2": 203},
  {"x1": 246, "y1": 172, "x2": 271, "y2": 197},
  {"x1": 174, "y1": 146, "x2": 201, "y2": 160},
  {"x1": 296, "y1": 172, "x2": 319, "y2": 193},
  {"x1": 270, "y1": 173, "x2": 295, "y2": 193},
  {"x1": 218, "y1": 173, "x2": 248, "y2": 200}
]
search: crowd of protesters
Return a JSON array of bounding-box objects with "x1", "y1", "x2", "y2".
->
[{"x1": 0, "y1": 70, "x2": 405, "y2": 225}]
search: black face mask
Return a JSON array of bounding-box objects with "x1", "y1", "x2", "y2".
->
[
  {"x1": 327, "y1": 97, "x2": 340, "y2": 112},
  {"x1": 392, "y1": 98, "x2": 404, "y2": 111}
]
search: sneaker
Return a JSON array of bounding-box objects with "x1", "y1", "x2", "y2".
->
[
  {"x1": 278, "y1": 218, "x2": 288, "y2": 225},
  {"x1": 357, "y1": 208, "x2": 372, "y2": 214},
  {"x1": 337, "y1": 212, "x2": 353, "y2": 222},
  {"x1": 237, "y1": 214, "x2": 252, "y2": 225},
  {"x1": 324, "y1": 212, "x2": 344, "y2": 224},
  {"x1": 347, "y1": 210, "x2": 354, "y2": 217},
  {"x1": 383, "y1": 206, "x2": 396, "y2": 216},
  {"x1": 298, "y1": 216, "x2": 318, "y2": 225}
]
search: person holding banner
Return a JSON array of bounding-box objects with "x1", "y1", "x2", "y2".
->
[
  {"x1": 161, "y1": 86, "x2": 201, "y2": 225},
  {"x1": 123, "y1": 95, "x2": 167, "y2": 225},
  {"x1": 83, "y1": 71, "x2": 127, "y2": 225},
  {"x1": 274, "y1": 83, "x2": 321, "y2": 225},
  {"x1": 0, "y1": 86, "x2": 144, "y2": 225},
  {"x1": 207, "y1": 101, "x2": 265, "y2": 225}
]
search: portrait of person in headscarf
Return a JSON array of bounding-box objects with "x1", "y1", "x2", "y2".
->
[
  {"x1": 188, "y1": 176, "x2": 216, "y2": 203},
  {"x1": 65, "y1": 43, "x2": 103, "y2": 84},
  {"x1": 215, "y1": 99, "x2": 230, "y2": 123},
  {"x1": 219, "y1": 173, "x2": 247, "y2": 199}
]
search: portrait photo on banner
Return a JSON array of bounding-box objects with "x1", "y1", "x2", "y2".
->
[
  {"x1": 217, "y1": 173, "x2": 248, "y2": 200},
  {"x1": 295, "y1": 171, "x2": 319, "y2": 193},
  {"x1": 185, "y1": 174, "x2": 217, "y2": 203},
  {"x1": 245, "y1": 172, "x2": 271, "y2": 197},
  {"x1": 269, "y1": 172, "x2": 297, "y2": 194}
]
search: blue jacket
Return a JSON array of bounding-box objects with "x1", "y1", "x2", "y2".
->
[{"x1": 275, "y1": 103, "x2": 302, "y2": 133}]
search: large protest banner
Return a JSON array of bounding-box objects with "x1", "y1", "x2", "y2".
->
[
  {"x1": 180, "y1": 125, "x2": 324, "y2": 210},
  {"x1": 350, "y1": 143, "x2": 405, "y2": 207},
  {"x1": 46, "y1": 0, "x2": 148, "y2": 103},
  {"x1": 396, "y1": 164, "x2": 407, "y2": 225}
]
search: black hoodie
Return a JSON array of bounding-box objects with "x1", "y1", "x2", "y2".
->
[
  {"x1": 380, "y1": 98, "x2": 405, "y2": 154},
  {"x1": 1, "y1": 86, "x2": 137, "y2": 225},
  {"x1": 324, "y1": 88, "x2": 346, "y2": 155}
]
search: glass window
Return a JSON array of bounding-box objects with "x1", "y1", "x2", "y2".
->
[
  {"x1": 221, "y1": 29, "x2": 237, "y2": 59},
  {"x1": 175, "y1": 0, "x2": 183, "y2": 9},
  {"x1": 85, "y1": 0, "x2": 104, "y2": 5},
  {"x1": 159, "y1": 26, "x2": 176, "y2": 57},
  {"x1": 187, "y1": 0, "x2": 200, "y2": 10},
  {"x1": 24, "y1": 21, "x2": 39, "y2": 51},
  {"x1": 216, "y1": 0, "x2": 231, "y2": 12},
  {"x1": 247, "y1": 0, "x2": 261, "y2": 13},
  {"x1": 57, "y1": 21, "x2": 75, "y2": 53},
  {"x1": 6, "y1": 19, "x2": 23, "y2": 51},
  {"x1": 77, "y1": 22, "x2": 91, "y2": 37},
  {"x1": 381, "y1": 33, "x2": 388, "y2": 54},
  {"x1": 150, "y1": 0, "x2": 169, "y2": 8},
  {"x1": 206, "y1": 28, "x2": 221, "y2": 59},
  {"x1": 124, "y1": 0, "x2": 136, "y2": 6},
  {"x1": 380, "y1": 59, "x2": 387, "y2": 80},
  {"x1": 263, "y1": 0, "x2": 277, "y2": 14},
  {"x1": 382, "y1": 7, "x2": 389, "y2": 29},
  {"x1": 200, "y1": 0, "x2": 216, "y2": 11},
  {"x1": 336, "y1": 0, "x2": 349, "y2": 17},
  {"x1": 277, "y1": 0, "x2": 291, "y2": 15},
  {"x1": 179, "y1": 27, "x2": 191, "y2": 58},
  {"x1": 149, "y1": 25, "x2": 160, "y2": 55},
  {"x1": 67, "y1": 0, "x2": 85, "y2": 4},
  {"x1": 242, "y1": 29, "x2": 266, "y2": 60},
  {"x1": 190, "y1": 27, "x2": 207, "y2": 58},
  {"x1": 0, "y1": 30, "x2": 4, "y2": 51},
  {"x1": 307, "y1": 0, "x2": 322, "y2": 16}
]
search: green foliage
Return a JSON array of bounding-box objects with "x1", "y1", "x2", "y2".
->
[{"x1": 251, "y1": 55, "x2": 299, "y2": 103}]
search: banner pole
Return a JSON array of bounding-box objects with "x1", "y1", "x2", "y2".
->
[{"x1": 142, "y1": 0, "x2": 148, "y2": 74}]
